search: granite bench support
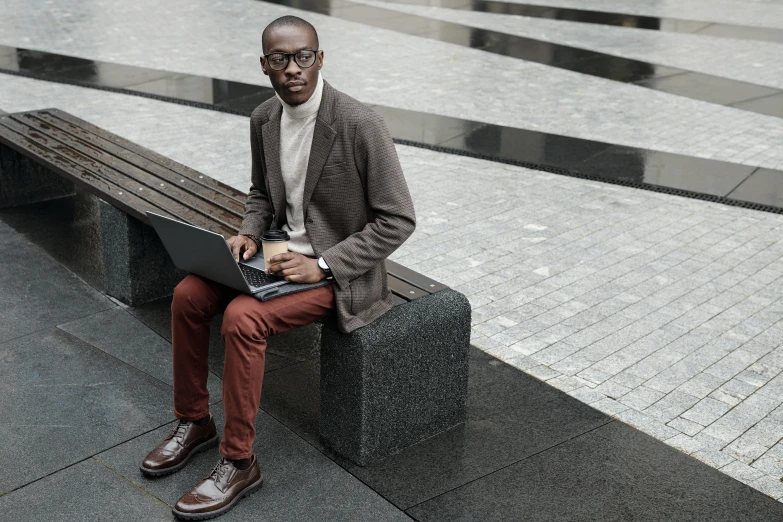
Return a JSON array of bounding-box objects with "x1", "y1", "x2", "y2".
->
[
  {"x1": 0, "y1": 141, "x2": 184, "y2": 305},
  {"x1": 320, "y1": 288, "x2": 471, "y2": 466},
  {"x1": 0, "y1": 144, "x2": 74, "y2": 209},
  {"x1": 98, "y1": 199, "x2": 186, "y2": 305},
  {"x1": 0, "y1": 108, "x2": 242, "y2": 305}
]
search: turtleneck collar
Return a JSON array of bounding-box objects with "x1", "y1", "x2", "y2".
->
[{"x1": 277, "y1": 73, "x2": 324, "y2": 120}]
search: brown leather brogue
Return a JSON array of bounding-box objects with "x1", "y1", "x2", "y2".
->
[
  {"x1": 172, "y1": 454, "x2": 263, "y2": 520},
  {"x1": 140, "y1": 415, "x2": 219, "y2": 477}
]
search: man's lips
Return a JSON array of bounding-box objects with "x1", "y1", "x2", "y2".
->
[{"x1": 285, "y1": 81, "x2": 305, "y2": 92}]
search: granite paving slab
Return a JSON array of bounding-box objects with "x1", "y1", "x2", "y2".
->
[
  {"x1": 259, "y1": 359, "x2": 321, "y2": 447},
  {"x1": 0, "y1": 327, "x2": 175, "y2": 493},
  {"x1": 0, "y1": 192, "x2": 105, "y2": 291},
  {"x1": 96, "y1": 402, "x2": 411, "y2": 522},
  {"x1": 729, "y1": 168, "x2": 783, "y2": 208},
  {"x1": 407, "y1": 421, "x2": 783, "y2": 521},
  {"x1": 3, "y1": 3, "x2": 783, "y2": 173},
  {"x1": 0, "y1": 458, "x2": 172, "y2": 521},
  {"x1": 340, "y1": 347, "x2": 610, "y2": 509},
  {"x1": 58, "y1": 307, "x2": 222, "y2": 403},
  {"x1": 0, "y1": 218, "x2": 113, "y2": 344}
]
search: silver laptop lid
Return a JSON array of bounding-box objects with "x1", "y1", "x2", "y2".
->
[{"x1": 146, "y1": 212, "x2": 254, "y2": 293}]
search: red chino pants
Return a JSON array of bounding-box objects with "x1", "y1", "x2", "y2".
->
[{"x1": 170, "y1": 274, "x2": 335, "y2": 459}]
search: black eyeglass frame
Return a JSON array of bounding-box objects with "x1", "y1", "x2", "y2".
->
[{"x1": 262, "y1": 49, "x2": 320, "y2": 71}]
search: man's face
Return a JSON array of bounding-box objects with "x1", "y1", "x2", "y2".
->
[{"x1": 261, "y1": 26, "x2": 323, "y2": 106}]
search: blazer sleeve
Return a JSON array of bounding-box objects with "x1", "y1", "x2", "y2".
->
[
  {"x1": 237, "y1": 117, "x2": 273, "y2": 237},
  {"x1": 321, "y1": 110, "x2": 416, "y2": 287}
]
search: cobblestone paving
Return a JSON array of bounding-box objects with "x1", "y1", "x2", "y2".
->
[
  {"x1": 1, "y1": 0, "x2": 783, "y2": 171},
  {"x1": 497, "y1": 0, "x2": 783, "y2": 30},
  {"x1": 2, "y1": 74, "x2": 783, "y2": 500},
  {"x1": 361, "y1": 0, "x2": 783, "y2": 89}
]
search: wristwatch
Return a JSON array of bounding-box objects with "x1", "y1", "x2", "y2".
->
[{"x1": 317, "y1": 256, "x2": 334, "y2": 280}]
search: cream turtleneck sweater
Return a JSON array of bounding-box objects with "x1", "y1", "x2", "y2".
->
[{"x1": 276, "y1": 72, "x2": 324, "y2": 257}]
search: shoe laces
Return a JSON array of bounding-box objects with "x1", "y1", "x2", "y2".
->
[
  {"x1": 208, "y1": 458, "x2": 232, "y2": 482},
  {"x1": 166, "y1": 420, "x2": 191, "y2": 441}
]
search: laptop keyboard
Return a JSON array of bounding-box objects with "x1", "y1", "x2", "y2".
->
[{"x1": 239, "y1": 264, "x2": 280, "y2": 289}]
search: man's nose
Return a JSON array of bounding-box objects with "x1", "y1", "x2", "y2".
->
[{"x1": 285, "y1": 57, "x2": 302, "y2": 76}]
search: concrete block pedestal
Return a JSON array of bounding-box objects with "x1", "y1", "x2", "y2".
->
[
  {"x1": 99, "y1": 200, "x2": 185, "y2": 305},
  {"x1": 319, "y1": 288, "x2": 471, "y2": 466},
  {"x1": 0, "y1": 144, "x2": 74, "y2": 209}
]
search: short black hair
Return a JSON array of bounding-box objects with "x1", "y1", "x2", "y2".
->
[{"x1": 262, "y1": 15, "x2": 319, "y2": 54}]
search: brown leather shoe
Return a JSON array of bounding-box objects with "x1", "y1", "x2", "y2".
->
[
  {"x1": 172, "y1": 454, "x2": 263, "y2": 520},
  {"x1": 140, "y1": 415, "x2": 219, "y2": 477}
]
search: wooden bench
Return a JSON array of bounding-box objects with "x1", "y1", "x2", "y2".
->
[{"x1": 0, "y1": 108, "x2": 470, "y2": 465}]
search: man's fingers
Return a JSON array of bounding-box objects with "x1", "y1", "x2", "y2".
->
[
  {"x1": 232, "y1": 240, "x2": 244, "y2": 261},
  {"x1": 268, "y1": 259, "x2": 299, "y2": 273},
  {"x1": 243, "y1": 242, "x2": 257, "y2": 260},
  {"x1": 277, "y1": 259, "x2": 301, "y2": 271},
  {"x1": 269, "y1": 252, "x2": 296, "y2": 264}
]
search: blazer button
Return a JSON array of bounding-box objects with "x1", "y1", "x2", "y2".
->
[{"x1": 306, "y1": 218, "x2": 314, "y2": 224}]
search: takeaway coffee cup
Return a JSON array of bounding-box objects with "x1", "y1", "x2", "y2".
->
[{"x1": 261, "y1": 229, "x2": 290, "y2": 265}]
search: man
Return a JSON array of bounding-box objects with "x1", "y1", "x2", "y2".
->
[{"x1": 139, "y1": 15, "x2": 416, "y2": 521}]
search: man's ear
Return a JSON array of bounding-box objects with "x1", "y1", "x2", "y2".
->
[
  {"x1": 259, "y1": 56, "x2": 269, "y2": 76},
  {"x1": 317, "y1": 50, "x2": 324, "y2": 70}
]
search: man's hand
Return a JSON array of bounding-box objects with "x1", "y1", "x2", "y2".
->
[
  {"x1": 267, "y1": 252, "x2": 325, "y2": 283},
  {"x1": 227, "y1": 235, "x2": 258, "y2": 262}
]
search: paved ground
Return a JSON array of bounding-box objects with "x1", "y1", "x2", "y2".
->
[
  {"x1": 499, "y1": 0, "x2": 783, "y2": 29},
  {"x1": 2, "y1": 0, "x2": 783, "y2": 512},
  {"x1": 358, "y1": 0, "x2": 783, "y2": 89},
  {"x1": 2, "y1": 210, "x2": 782, "y2": 521},
  {"x1": 1, "y1": 0, "x2": 782, "y2": 170}
]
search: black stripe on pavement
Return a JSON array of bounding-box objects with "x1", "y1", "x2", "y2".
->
[
  {"x1": 2, "y1": 45, "x2": 783, "y2": 214},
  {"x1": 374, "y1": 0, "x2": 783, "y2": 44},
  {"x1": 259, "y1": 0, "x2": 783, "y2": 118}
]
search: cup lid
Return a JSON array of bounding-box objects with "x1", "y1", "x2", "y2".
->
[{"x1": 262, "y1": 229, "x2": 289, "y2": 242}]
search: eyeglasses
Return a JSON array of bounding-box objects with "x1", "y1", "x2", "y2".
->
[{"x1": 263, "y1": 49, "x2": 319, "y2": 71}]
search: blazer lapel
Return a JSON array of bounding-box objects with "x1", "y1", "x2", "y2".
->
[
  {"x1": 261, "y1": 103, "x2": 286, "y2": 228},
  {"x1": 302, "y1": 81, "x2": 338, "y2": 215}
]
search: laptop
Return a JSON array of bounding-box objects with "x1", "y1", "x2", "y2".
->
[{"x1": 147, "y1": 211, "x2": 288, "y2": 295}]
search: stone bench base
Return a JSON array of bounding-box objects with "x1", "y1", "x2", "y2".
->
[
  {"x1": 99, "y1": 200, "x2": 185, "y2": 305},
  {"x1": 1, "y1": 142, "x2": 184, "y2": 305},
  {"x1": 320, "y1": 288, "x2": 471, "y2": 465},
  {"x1": 0, "y1": 143, "x2": 74, "y2": 209}
]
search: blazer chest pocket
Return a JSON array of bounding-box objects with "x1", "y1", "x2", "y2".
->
[{"x1": 321, "y1": 162, "x2": 346, "y2": 178}]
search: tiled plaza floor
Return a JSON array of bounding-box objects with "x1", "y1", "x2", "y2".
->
[
  {"x1": 1, "y1": 0, "x2": 782, "y2": 170},
  {"x1": 357, "y1": 0, "x2": 783, "y2": 89},
  {"x1": 3, "y1": 0, "x2": 783, "y2": 517}
]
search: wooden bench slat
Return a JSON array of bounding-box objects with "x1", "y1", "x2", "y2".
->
[
  {"x1": 16, "y1": 113, "x2": 242, "y2": 231},
  {"x1": 50, "y1": 109, "x2": 249, "y2": 203},
  {"x1": 388, "y1": 275, "x2": 428, "y2": 301},
  {"x1": 391, "y1": 294, "x2": 407, "y2": 307},
  {"x1": 34, "y1": 112, "x2": 246, "y2": 219},
  {"x1": 0, "y1": 120, "x2": 172, "y2": 222},
  {"x1": 385, "y1": 259, "x2": 447, "y2": 294},
  {"x1": 0, "y1": 116, "x2": 237, "y2": 237}
]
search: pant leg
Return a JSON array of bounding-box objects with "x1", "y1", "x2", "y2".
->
[
  {"x1": 219, "y1": 284, "x2": 335, "y2": 459},
  {"x1": 171, "y1": 274, "x2": 238, "y2": 421}
]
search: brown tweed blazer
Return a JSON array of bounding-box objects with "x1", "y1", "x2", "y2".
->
[{"x1": 237, "y1": 81, "x2": 416, "y2": 333}]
